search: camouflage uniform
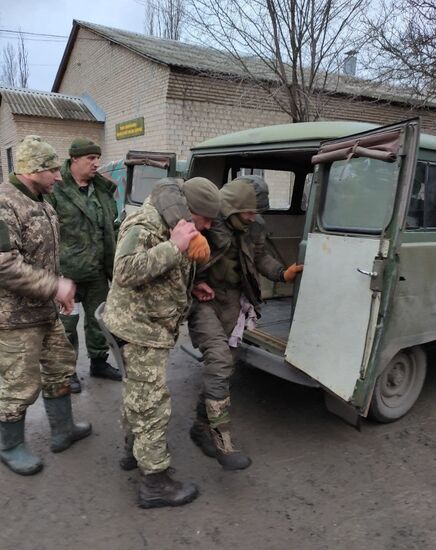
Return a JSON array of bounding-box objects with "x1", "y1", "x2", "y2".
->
[
  {"x1": 0, "y1": 173, "x2": 75, "y2": 422},
  {"x1": 46, "y1": 159, "x2": 118, "y2": 362},
  {"x1": 103, "y1": 195, "x2": 195, "y2": 473}
]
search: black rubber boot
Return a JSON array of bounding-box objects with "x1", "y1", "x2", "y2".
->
[
  {"x1": 119, "y1": 433, "x2": 137, "y2": 471},
  {"x1": 69, "y1": 372, "x2": 82, "y2": 394},
  {"x1": 211, "y1": 423, "x2": 252, "y2": 471},
  {"x1": 43, "y1": 395, "x2": 92, "y2": 453},
  {"x1": 90, "y1": 357, "x2": 122, "y2": 381},
  {"x1": 190, "y1": 400, "x2": 217, "y2": 458},
  {"x1": 138, "y1": 468, "x2": 199, "y2": 509},
  {"x1": 0, "y1": 418, "x2": 43, "y2": 475}
]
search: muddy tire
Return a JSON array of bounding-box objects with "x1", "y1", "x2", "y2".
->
[{"x1": 369, "y1": 346, "x2": 427, "y2": 423}]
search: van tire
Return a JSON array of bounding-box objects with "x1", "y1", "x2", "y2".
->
[{"x1": 369, "y1": 347, "x2": 427, "y2": 423}]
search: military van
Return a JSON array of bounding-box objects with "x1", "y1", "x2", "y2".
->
[{"x1": 104, "y1": 119, "x2": 436, "y2": 427}]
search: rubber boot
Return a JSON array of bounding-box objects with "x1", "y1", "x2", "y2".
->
[
  {"x1": 43, "y1": 395, "x2": 92, "y2": 453},
  {"x1": 90, "y1": 357, "x2": 122, "y2": 381},
  {"x1": 138, "y1": 468, "x2": 199, "y2": 509},
  {"x1": 0, "y1": 418, "x2": 43, "y2": 475},
  {"x1": 190, "y1": 399, "x2": 217, "y2": 458},
  {"x1": 119, "y1": 433, "x2": 138, "y2": 471}
]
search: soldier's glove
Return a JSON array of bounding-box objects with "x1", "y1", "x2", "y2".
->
[
  {"x1": 283, "y1": 263, "x2": 304, "y2": 282},
  {"x1": 187, "y1": 234, "x2": 211, "y2": 264}
]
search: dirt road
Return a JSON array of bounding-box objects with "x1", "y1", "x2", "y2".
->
[{"x1": 2, "y1": 326, "x2": 436, "y2": 550}]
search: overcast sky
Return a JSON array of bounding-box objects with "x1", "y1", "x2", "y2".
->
[{"x1": 0, "y1": 0, "x2": 146, "y2": 90}]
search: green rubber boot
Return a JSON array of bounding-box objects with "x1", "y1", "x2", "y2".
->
[
  {"x1": 0, "y1": 418, "x2": 43, "y2": 475},
  {"x1": 43, "y1": 395, "x2": 92, "y2": 453}
]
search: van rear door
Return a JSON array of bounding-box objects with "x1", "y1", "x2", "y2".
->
[
  {"x1": 285, "y1": 119, "x2": 420, "y2": 415},
  {"x1": 124, "y1": 151, "x2": 177, "y2": 213}
]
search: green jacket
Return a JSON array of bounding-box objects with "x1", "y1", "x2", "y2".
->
[
  {"x1": 102, "y1": 196, "x2": 195, "y2": 348},
  {"x1": 46, "y1": 160, "x2": 118, "y2": 282}
]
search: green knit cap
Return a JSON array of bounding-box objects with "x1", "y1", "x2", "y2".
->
[
  {"x1": 69, "y1": 138, "x2": 101, "y2": 157},
  {"x1": 16, "y1": 135, "x2": 60, "y2": 174},
  {"x1": 182, "y1": 177, "x2": 221, "y2": 219}
]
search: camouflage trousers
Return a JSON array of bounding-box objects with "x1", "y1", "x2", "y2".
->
[
  {"x1": 188, "y1": 287, "x2": 241, "y2": 402},
  {"x1": 60, "y1": 275, "x2": 109, "y2": 361},
  {"x1": 121, "y1": 343, "x2": 171, "y2": 474},
  {"x1": 0, "y1": 320, "x2": 75, "y2": 422}
]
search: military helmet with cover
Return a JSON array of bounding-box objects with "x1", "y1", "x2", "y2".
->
[{"x1": 15, "y1": 135, "x2": 60, "y2": 174}]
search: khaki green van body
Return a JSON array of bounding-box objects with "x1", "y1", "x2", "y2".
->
[{"x1": 125, "y1": 119, "x2": 436, "y2": 425}]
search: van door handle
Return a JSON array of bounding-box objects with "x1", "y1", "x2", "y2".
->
[{"x1": 357, "y1": 268, "x2": 378, "y2": 278}]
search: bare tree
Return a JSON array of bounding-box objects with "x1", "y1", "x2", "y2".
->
[
  {"x1": 185, "y1": 0, "x2": 369, "y2": 121},
  {"x1": 136, "y1": 0, "x2": 185, "y2": 40},
  {"x1": 1, "y1": 43, "x2": 17, "y2": 87},
  {"x1": 17, "y1": 32, "x2": 29, "y2": 88},
  {"x1": 1, "y1": 32, "x2": 30, "y2": 88},
  {"x1": 363, "y1": 0, "x2": 436, "y2": 102}
]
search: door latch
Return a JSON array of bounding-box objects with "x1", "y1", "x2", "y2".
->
[{"x1": 357, "y1": 258, "x2": 386, "y2": 291}]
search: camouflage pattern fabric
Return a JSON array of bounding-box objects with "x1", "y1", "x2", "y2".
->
[
  {"x1": 60, "y1": 275, "x2": 110, "y2": 359},
  {"x1": 205, "y1": 396, "x2": 231, "y2": 429},
  {"x1": 103, "y1": 197, "x2": 195, "y2": 347},
  {"x1": 0, "y1": 175, "x2": 60, "y2": 329},
  {"x1": 45, "y1": 160, "x2": 118, "y2": 282},
  {"x1": 121, "y1": 343, "x2": 171, "y2": 473},
  {"x1": 15, "y1": 135, "x2": 60, "y2": 174},
  {"x1": 0, "y1": 320, "x2": 75, "y2": 422}
]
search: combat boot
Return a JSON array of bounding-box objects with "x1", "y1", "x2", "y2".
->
[
  {"x1": 90, "y1": 357, "x2": 122, "y2": 381},
  {"x1": 69, "y1": 372, "x2": 82, "y2": 394},
  {"x1": 119, "y1": 433, "x2": 137, "y2": 471},
  {"x1": 0, "y1": 418, "x2": 43, "y2": 475},
  {"x1": 206, "y1": 397, "x2": 251, "y2": 471},
  {"x1": 43, "y1": 395, "x2": 92, "y2": 453},
  {"x1": 190, "y1": 398, "x2": 217, "y2": 458},
  {"x1": 210, "y1": 423, "x2": 252, "y2": 470},
  {"x1": 138, "y1": 468, "x2": 199, "y2": 509}
]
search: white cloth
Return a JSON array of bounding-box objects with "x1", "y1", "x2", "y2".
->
[{"x1": 228, "y1": 295, "x2": 257, "y2": 348}]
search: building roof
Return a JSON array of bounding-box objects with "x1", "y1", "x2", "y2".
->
[
  {"x1": 53, "y1": 20, "x2": 435, "y2": 109},
  {"x1": 0, "y1": 87, "x2": 105, "y2": 122}
]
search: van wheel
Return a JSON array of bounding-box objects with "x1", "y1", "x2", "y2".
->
[{"x1": 369, "y1": 347, "x2": 427, "y2": 423}]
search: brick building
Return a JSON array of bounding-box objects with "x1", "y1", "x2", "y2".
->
[{"x1": 1, "y1": 19, "x2": 435, "y2": 175}]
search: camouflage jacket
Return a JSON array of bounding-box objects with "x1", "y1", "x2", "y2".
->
[
  {"x1": 0, "y1": 174, "x2": 60, "y2": 329},
  {"x1": 46, "y1": 160, "x2": 118, "y2": 282},
  {"x1": 102, "y1": 197, "x2": 195, "y2": 348}
]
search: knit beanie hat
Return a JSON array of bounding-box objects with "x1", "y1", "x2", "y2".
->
[
  {"x1": 69, "y1": 138, "x2": 101, "y2": 157},
  {"x1": 182, "y1": 177, "x2": 221, "y2": 219},
  {"x1": 15, "y1": 135, "x2": 60, "y2": 174}
]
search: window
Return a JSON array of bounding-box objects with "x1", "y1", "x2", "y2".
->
[
  {"x1": 129, "y1": 164, "x2": 169, "y2": 205},
  {"x1": 321, "y1": 157, "x2": 399, "y2": 233},
  {"x1": 406, "y1": 161, "x2": 436, "y2": 230},
  {"x1": 6, "y1": 147, "x2": 13, "y2": 173}
]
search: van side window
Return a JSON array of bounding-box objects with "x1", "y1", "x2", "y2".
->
[
  {"x1": 130, "y1": 164, "x2": 169, "y2": 205},
  {"x1": 230, "y1": 168, "x2": 294, "y2": 210},
  {"x1": 406, "y1": 161, "x2": 436, "y2": 230}
]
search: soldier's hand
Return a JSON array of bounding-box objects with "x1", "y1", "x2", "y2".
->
[
  {"x1": 170, "y1": 219, "x2": 199, "y2": 252},
  {"x1": 283, "y1": 263, "x2": 304, "y2": 282},
  {"x1": 192, "y1": 281, "x2": 215, "y2": 302},
  {"x1": 187, "y1": 234, "x2": 211, "y2": 264},
  {"x1": 55, "y1": 278, "x2": 76, "y2": 315}
]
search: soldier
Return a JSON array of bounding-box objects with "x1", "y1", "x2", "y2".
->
[
  {"x1": 0, "y1": 135, "x2": 91, "y2": 476},
  {"x1": 188, "y1": 175, "x2": 303, "y2": 470},
  {"x1": 102, "y1": 177, "x2": 220, "y2": 509},
  {"x1": 47, "y1": 138, "x2": 121, "y2": 393}
]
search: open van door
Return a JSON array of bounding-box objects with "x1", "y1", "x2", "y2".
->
[
  {"x1": 124, "y1": 151, "x2": 177, "y2": 214},
  {"x1": 285, "y1": 119, "x2": 420, "y2": 424}
]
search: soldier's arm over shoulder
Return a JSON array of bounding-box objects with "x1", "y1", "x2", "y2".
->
[
  {"x1": 113, "y1": 223, "x2": 182, "y2": 288},
  {"x1": 0, "y1": 203, "x2": 58, "y2": 300}
]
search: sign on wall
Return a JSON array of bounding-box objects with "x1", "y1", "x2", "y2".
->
[{"x1": 115, "y1": 117, "x2": 145, "y2": 140}]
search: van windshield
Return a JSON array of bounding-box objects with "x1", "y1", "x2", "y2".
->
[{"x1": 321, "y1": 157, "x2": 399, "y2": 234}]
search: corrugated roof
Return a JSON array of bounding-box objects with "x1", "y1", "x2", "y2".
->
[
  {"x1": 0, "y1": 87, "x2": 104, "y2": 121},
  {"x1": 60, "y1": 21, "x2": 435, "y2": 109}
]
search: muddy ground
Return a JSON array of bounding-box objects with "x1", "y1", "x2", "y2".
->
[{"x1": 1, "y1": 325, "x2": 436, "y2": 550}]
